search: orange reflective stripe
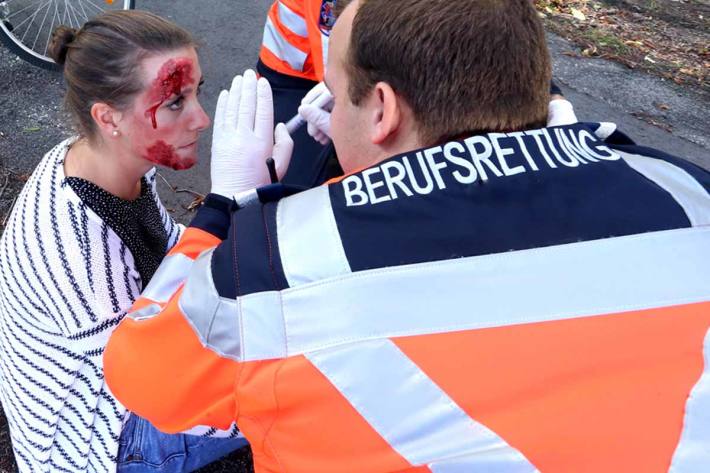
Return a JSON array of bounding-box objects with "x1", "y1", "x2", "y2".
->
[
  {"x1": 394, "y1": 301, "x2": 710, "y2": 473},
  {"x1": 280, "y1": 0, "x2": 306, "y2": 16},
  {"x1": 237, "y1": 355, "x2": 416, "y2": 473},
  {"x1": 104, "y1": 286, "x2": 239, "y2": 434},
  {"x1": 127, "y1": 227, "x2": 221, "y2": 314},
  {"x1": 168, "y1": 226, "x2": 221, "y2": 259},
  {"x1": 268, "y1": 7, "x2": 310, "y2": 50},
  {"x1": 259, "y1": 0, "x2": 323, "y2": 81},
  {"x1": 259, "y1": 46, "x2": 316, "y2": 80}
]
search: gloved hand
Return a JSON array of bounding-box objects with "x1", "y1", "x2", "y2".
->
[
  {"x1": 547, "y1": 98, "x2": 578, "y2": 127},
  {"x1": 297, "y1": 81, "x2": 333, "y2": 145},
  {"x1": 210, "y1": 69, "x2": 294, "y2": 198}
]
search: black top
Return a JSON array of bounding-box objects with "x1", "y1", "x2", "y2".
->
[{"x1": 66, "y1": 176, "x2": 168, "y2": 286}]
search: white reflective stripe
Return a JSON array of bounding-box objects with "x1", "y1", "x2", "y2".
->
[
  {"x1": 141, "y1": 253, "x2": 194, "y2": 303},
  {"x1": 240, "y1": 227, "x2": 710, "y2": 359},
  {"x1": 306, "y1": 339, "x2": 537, "y2": 470},
  {"x1": 178, "y1": 248, "x2": 243, "y2": 361},
  {"x1": 670, "y1": 328, "x2": 710, "y2": 472},
  {"x1": 277, "y1": 185, "x2": 351, "y2": 288},
  {"x1": 430, "y1": 453, "x2": 539, "y2": 473},
  {"x1": 178, "y1": 248, "x2": 288, "y2": 361},
  {"x1": 321, "y1": 32, "x2": 329, "y2": 78},
  {"x1": 262, "y1": 16, "x2": 307, "y2": 72},
  {"x1": 128, "y1": 303, "x2": 162, "y2": 321},
  {"x1": 594, "y1": 122, "x2": 617, "y2": 140},
  {"x1": 618, "y1": 151, "x2": 710, "y2": 226},
  {"x1": 240, "y1": 291, "x2": 287, "y2": 360},
  {"x1": 277, "y1": 1, "x2": 308, "y2": 38}
]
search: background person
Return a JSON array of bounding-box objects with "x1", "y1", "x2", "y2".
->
[
  {"x1": 257, "y1": 0, "x2": 339, "y2": 187},
  {"x1": 106, "y1": 0, "x2": 710, "y2": 472},
  {"x1": 0, "y1": 11, "x2": 247, "y2": 473}
]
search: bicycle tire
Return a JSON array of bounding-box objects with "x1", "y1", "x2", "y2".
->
[{"x1": 0, "y1": 0, "x2": 135, "y2": 71}]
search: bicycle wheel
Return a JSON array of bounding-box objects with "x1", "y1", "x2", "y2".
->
[{"x1": 0, "y1": 0, "x2": 135, "y2": 70}]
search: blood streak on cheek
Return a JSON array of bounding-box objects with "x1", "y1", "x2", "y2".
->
[
  {"x1": 145, "y1": 141, "x2": 196, "y2": 171},
  {"x1": 144, "y1": 58, "x2": 195, "y2": 129}
]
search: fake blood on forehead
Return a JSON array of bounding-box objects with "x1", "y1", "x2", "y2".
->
[
  {"x1": 145, "y1": 141, "x2": 195, "y2": 171},
  {"x1": 144, "y1": 58, "x2": 195, "y2": 129}
]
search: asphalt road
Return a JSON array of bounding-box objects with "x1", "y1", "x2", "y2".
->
[{"x1": 0, "y1": 1, "x2": 708, "y2": 472}]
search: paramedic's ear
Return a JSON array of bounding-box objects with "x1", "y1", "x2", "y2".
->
[{"x1": 370, "y1": 81, "x2": 401, "y2": 145}]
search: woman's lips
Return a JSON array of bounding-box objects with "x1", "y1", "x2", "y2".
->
[{"x1": 179, "y1": 140, "x2": 198, "y2": 150}]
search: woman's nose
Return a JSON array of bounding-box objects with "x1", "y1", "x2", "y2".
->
[{"x1": 193, "y1": 102, "x2": 210, "y2": 131}]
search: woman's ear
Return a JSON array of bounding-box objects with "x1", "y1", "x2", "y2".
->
[
  {"x1": 90, "y1": 102, "x2": 123, "y2": 137},
  {"x1": 370, "y1": 82, "x2": 401, "y2": 145}
]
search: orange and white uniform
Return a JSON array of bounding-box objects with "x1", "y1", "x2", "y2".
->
[
  {"x1": 258, "y1": 0, "x2": 334, "y2": 82},
  {"x1": 105, "y1": 123, "x2": 710, "y2": 473}
]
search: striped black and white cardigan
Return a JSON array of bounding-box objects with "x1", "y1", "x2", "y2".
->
[{"x1": 0, "y1": 139, "x2": 237, "y2": 472}]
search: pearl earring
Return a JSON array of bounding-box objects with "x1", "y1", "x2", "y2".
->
[{"x1": 112, "y1": 130, "x2": 120, "y2": 137}]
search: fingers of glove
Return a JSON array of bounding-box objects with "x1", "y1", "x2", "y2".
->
[
  {"x1": 213, "y1": 90, "x2": 229, "y2": 132},
  {"x1": 254, "y1": 77, "x2": 274, "y2": 142},
  {"x1": 547, "y1": 99, "x2": 577, "y2": 127},
  {"x1": 303, "y1": 104, "x2": 332, "y2": 139},
  {"x1": 306, "y1": 117, "x2": 328, "y2": 144},
  {"x1": 315, "y1": 132, "x2": 331, "y2": 146},
  {"x1": 273, "y1": 123, "x2": 294, "y2": 179},
  {"x1": 299, "y1": 104, "x2": 330, "y2": 131},
  {"x1": 306, "y1": 120, "x2": 320, "y2": 140},
  {"x1": 311, "y1": 87, "x2": 333, "y2": 109},
  {"x1": 225, "y1": 75, "x2": 243, "y2": 129},
  {"x1": 301, "y1": 81, "x2": 329, "y2": 105},
  {"x1": 238, "y1": 69, "x2": 258, "y2": 132}
]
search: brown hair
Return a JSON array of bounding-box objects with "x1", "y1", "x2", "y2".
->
[
  {"x1": 48, "y1": 11, "x2": 196, "y2": 142},
  {"x1": 340, "y1": 0, "x2": 551, "y2": 144}
]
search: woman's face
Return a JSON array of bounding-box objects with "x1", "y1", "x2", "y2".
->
[{"x1": 121, "y1": 47, "x2": 210, "y2": 171}]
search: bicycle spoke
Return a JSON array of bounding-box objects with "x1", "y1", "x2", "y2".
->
[
  {"x1": 31, "y1": 0, "x2": 52, "y2": 50},
  {"x1": 61, "y1": 0, "x2": 69, "y2": 27},
  {"x1": 65, "y1": 0, "x2": 80, "y2": 29},
  {"x1": 79, "y1": 0, "x2": 106, "y2": 15},
  {"x1": 76, "y1": 0, "x2": 89, "y2": 23},
  {"x1": 6, "y1": 1, "x2": 43, "y2": 21},
  {"x1": 2, "y1": 0, "x2": 130, "y2": 66},
  {"x1": 15, "y1": 0, "x2": 51, "y2": 42},
  {"x1": 43, "y1": 0, "x2": 58, "y2": 55},
  {"x1": 70, "y1": 1, "x2": 90, "y2": 25},
  {"x1": 65, "y1": 0, "x2": 79, "y2": 26}
]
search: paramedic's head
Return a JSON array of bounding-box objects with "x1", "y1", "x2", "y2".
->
[{"x1": 326, "y1": 0, "x2": 551, "y2": 173}]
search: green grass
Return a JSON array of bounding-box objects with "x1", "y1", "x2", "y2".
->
[{"x1": 582, "y1": 28, "x2": 631, "y2": 56}]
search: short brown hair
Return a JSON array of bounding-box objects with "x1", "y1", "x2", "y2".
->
[
  {"x1": 342, "y1": 0, "x2": 551, "y2": 144},
  {"x1": 48, "y1": 11, "x2": 195, "y2": 142}
]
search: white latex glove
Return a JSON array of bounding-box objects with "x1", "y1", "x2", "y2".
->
[
  {"x1": 547, "y1": 98, "x2": 578, "y2": 127},
  {"x1": 297, "y1": 81, "x2": 333, "y2": 145},
  {"x1": 210, "y1": 69, "x2": 294, "y2": 197}
]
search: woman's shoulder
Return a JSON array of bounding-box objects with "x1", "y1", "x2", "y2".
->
[
  {"x1": 24, "y1": 138, "x2": 75, "y2": 192},
  {"x1": 16, "y1": 138, "x2": 97, "y2": 232}
]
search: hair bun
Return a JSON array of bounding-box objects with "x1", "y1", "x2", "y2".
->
[{"x1": 48, "y1": 25, "x2": 78, "y2": 65}]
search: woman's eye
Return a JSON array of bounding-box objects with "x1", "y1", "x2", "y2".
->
[{"x1": 168, "y1": 96, "x2": 185, "y2": 111}]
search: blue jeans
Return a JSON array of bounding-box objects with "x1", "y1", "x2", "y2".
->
[{"x1": 116, "y1": 414, "x2": 249, "y2": 472}]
